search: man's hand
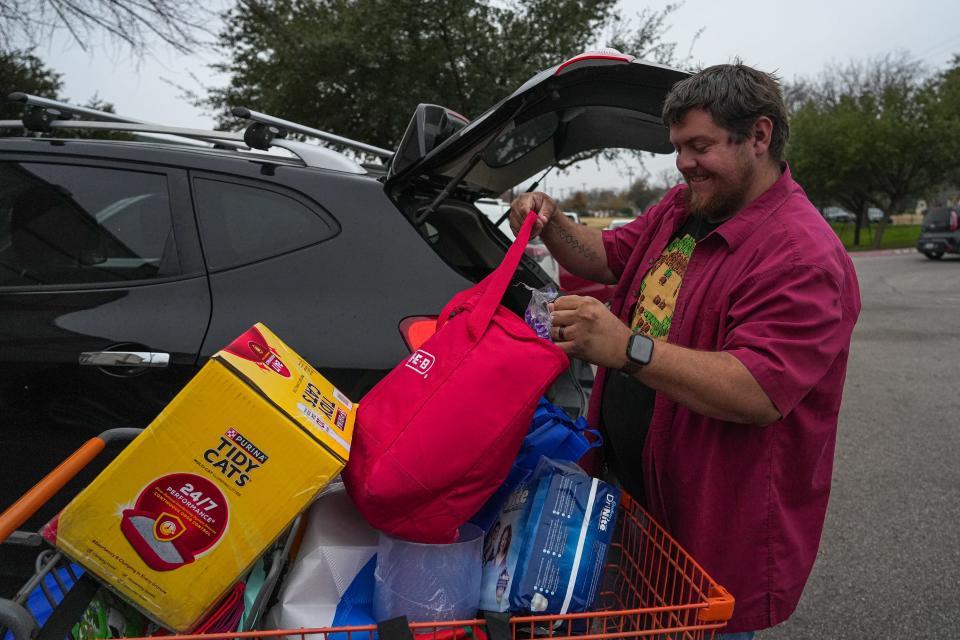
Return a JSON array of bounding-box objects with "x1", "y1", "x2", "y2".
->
[
  {"x1": 509, "y1": 192, "x2": 561, "y2": 239},
  {"x1": 510, "y1": 192, "x2": 615, "y2": 284},
  {"x1": 548, "y1": 295, "x2": 632, "y2": 369}
]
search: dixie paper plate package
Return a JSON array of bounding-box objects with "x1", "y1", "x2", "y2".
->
[
  {"x1": 51, "y1": 323, "x2": 356, "y2": 631},
  {"x1": 510, "y1": 458, "x2": 620, "y2": 615}
]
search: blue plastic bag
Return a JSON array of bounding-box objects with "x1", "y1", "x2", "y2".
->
[
  {"x1": 329, "y1": 556, "x2": 377, "y2": 640},
  {"x1": 3, "y1": 564, "x2": 84, "y2": 640},
  {"x1": 471, "y1": 398, "x2": 600, "y2": 532}
]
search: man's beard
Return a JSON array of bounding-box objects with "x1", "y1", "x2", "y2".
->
[{"x1": 683, "y1": 157, "x2": 755, "y2": 220}]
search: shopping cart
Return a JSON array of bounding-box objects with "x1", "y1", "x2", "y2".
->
[
  {"x1": 0, "y1": 432, "x2": 734, "y2": 640},
  {"x1": 120, "y1": 492, "x2": 734, "y2": 640},
  {"x1": 0, "y1": 429, "x2": 302, "y2": 640}
]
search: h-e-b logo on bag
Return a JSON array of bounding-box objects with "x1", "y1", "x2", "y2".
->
[{"x1": 405, "y1": 350, "x2": 435, "y2": 376}]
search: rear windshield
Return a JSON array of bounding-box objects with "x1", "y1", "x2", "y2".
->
[{"x1": 923, "y1": 207, "x2": 953, "y2": 226}]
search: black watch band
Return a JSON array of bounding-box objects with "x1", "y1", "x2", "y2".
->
[{"x1": 621, "y1": 359, "x2": 642, "y2": 375}]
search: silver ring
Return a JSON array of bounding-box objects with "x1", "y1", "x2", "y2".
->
[{"x1": 558, "y1": 326, "x2": 565, "y2": 341}]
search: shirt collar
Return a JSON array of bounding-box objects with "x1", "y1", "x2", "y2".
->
[{"x1": 673, "y1": 162, "x2": 796, "y2": 253}]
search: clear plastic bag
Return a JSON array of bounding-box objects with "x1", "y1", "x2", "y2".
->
[
  {"x1": 522, "y1": 284, "x2": 559, "y2": 339},
  {"x1": 373, "y1": 524, "x2": 484, "y2": 623}
]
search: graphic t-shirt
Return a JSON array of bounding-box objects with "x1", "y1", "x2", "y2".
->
[
  {"x1": 601, "y1": 214, "x2": 721, "y2": 503},
  {"x1": 629, "y1": 232, "x2": 696, "y2": 338}
]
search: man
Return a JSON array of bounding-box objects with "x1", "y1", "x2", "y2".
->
[{"x1": 508, "y1": 63, "x2": 860, "y2": 637}]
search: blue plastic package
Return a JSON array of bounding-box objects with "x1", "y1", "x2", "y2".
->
[{"x1": 509, "y1": 458, "x2": 620, "y2": 615}]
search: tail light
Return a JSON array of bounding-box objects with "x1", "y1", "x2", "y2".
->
[
  {"x1": 950, "y1": 210, "x2": 958, "y2": 232},
  {"x1": 399, "y1": 316, "x2": 438, "y2": 352}
]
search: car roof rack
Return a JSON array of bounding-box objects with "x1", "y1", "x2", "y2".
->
[
  {"x1": 3, "y1": 92, "x2": 249, "y2": 149},
  {"x1": 0, "y1": 93, "x2": 373, "y2": 174},
  {"x1": 231, "y1": 107, "x2": 393, "y2": 159}
]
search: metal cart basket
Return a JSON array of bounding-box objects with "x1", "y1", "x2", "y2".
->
[
  {"x1": 0, "y1": 432, "x2": 734, "y2": 640},
  {"x1": 129, "y1": 495, "x2": 734, "y2": 640}
]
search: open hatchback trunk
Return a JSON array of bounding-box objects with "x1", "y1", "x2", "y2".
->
[{"x1": 384, "y1": 51, "x2": 689, "y2": 411}]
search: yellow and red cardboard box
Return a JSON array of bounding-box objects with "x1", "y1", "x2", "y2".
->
[{"x1": 49, "y1": 324, "x2": 356, "y2": 631}]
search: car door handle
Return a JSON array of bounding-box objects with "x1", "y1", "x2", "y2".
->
[{"x1": 79, "y1": 351, "x2": 170, "y2": 368}]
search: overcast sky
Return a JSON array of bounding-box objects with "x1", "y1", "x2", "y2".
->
[{"x1": 27, "y1": 0, "x2": 960, "y2": 195}]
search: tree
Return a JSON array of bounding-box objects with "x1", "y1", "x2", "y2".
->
[
  {"x1": 926, "y1": 55, "x2": 960, "y2": 204},
  {"x1": 628, "y1": 176, "x2": 666, "y2": 211},
  {"x1": 1, "y1": 49, "x2": 132, "y2": 140},
  {"x1": 788, "y1": 52, "x2": 960, "y2": 247},
  {"x1": 1, "y1": 48, "x2": 62, "y2": 126},
  {"x1": 202, "y1": 0, "x2": 686, "y2": 158},
  {"x1": 562, "y1": 191, "x2": 589, "y2": 214},
  {"x1": 1, "y1": 0, "x2": 217, "y2": 55}
]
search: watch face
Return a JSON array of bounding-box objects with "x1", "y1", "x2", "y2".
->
[{"x1": 629, "y1": 334, "x2": 654, "y2": 365}]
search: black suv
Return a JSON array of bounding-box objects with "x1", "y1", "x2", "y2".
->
[
  {"x1": 917, "y1": 206, "x2": 960, "y2": 259},
  {"x1": 0, "y1": 52, "x2": 686, "y2": 587}
]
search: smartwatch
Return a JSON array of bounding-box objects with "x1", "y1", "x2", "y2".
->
[{"x1": 621, "y1": 332, "x2": 654, "y2": 375}]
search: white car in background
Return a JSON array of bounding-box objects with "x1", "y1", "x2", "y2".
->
[
  {"x1": 823, "y1": 206, "x2": 854, "y2": 223},
  {"x1": 475, "y1": 198, "x2": 559, "y2": 282}
]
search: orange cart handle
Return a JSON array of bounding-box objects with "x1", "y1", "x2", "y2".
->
[
  {"x1": 0, "y1": 428, "x2": 142, "y2": 543},
  {"x1": 698, "y1": 584, "x2": 735, "y2": 622}
]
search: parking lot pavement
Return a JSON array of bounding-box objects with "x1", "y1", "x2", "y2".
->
[{"x1": 764, "y1": 252, "x2": 960, "y2": 639}]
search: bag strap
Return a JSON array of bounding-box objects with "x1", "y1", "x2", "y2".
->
[{"x1": 468, "y1": 211, "x2": 538, "y2": 339}]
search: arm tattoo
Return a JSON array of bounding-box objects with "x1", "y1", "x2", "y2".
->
[{"x1": 554, "y1": 225, "x2": 600, "y2": 263}]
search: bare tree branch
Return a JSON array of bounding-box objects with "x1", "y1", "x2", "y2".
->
[{"x1": 0, "y1": 0, "x2": 224, "y2": 55}]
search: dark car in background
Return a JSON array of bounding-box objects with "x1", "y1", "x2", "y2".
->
[
  {"x1": 0, "y1": 51, "x2": 687, "y2": 591},
  {"x1": 917, "y1": 206, "x2": 960, "y2": 259}
]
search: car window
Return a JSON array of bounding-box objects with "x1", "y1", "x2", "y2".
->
[
  {"x1": 484, "y1": 112, "x2": 559, "y2": 168},
  {"x1": 192, "y1": 178, "x2": 338, "y2": 271},
  {"x1": 0, "y1": 162, "x2": 179, "y2": 287},
  {"x1": 922, "y1": 208, "x2": 950, "y2": 226}
]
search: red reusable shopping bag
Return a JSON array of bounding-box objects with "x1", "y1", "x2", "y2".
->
[{"x1": 342, "y1": 212, "x2": 569, "y2": 543}]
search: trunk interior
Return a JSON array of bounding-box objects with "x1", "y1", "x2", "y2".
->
[{"x1": 412, "y1": 199, "x2": 555, "y2": 315}]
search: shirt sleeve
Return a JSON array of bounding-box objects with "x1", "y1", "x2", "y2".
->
[
  {"x1": 724, "y1": 264, "x2": 850, "y2": 419},
  {"x1": 601, "y1": 203, "x2": 658, "y2": 279}
]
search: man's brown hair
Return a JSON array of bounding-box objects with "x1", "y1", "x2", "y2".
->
[{"x1": 663, "y1": 62, "x2": 790, "y2": 162}]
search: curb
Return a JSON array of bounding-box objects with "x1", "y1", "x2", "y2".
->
[{"x1": 849, "y1": 248, "x2": 916, "y2": 257}]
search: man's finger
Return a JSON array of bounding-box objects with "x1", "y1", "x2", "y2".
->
[
  {"x1": 514, "y1": 193, "x2": 540, "y2": 213},
  {"x1": 552, "y1": 323, "x2": 575, "y2": 343},
  {"x1": 549, "y1": 309, "x2": 578, "y2": 326},
  {"x1": 552, "y1": 295, "x2": 586, "y2": 311}
]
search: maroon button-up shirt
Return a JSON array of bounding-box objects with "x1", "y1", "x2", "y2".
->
[{"x1": 590, "y1": 166, "x2": 860, "y2": 632}]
